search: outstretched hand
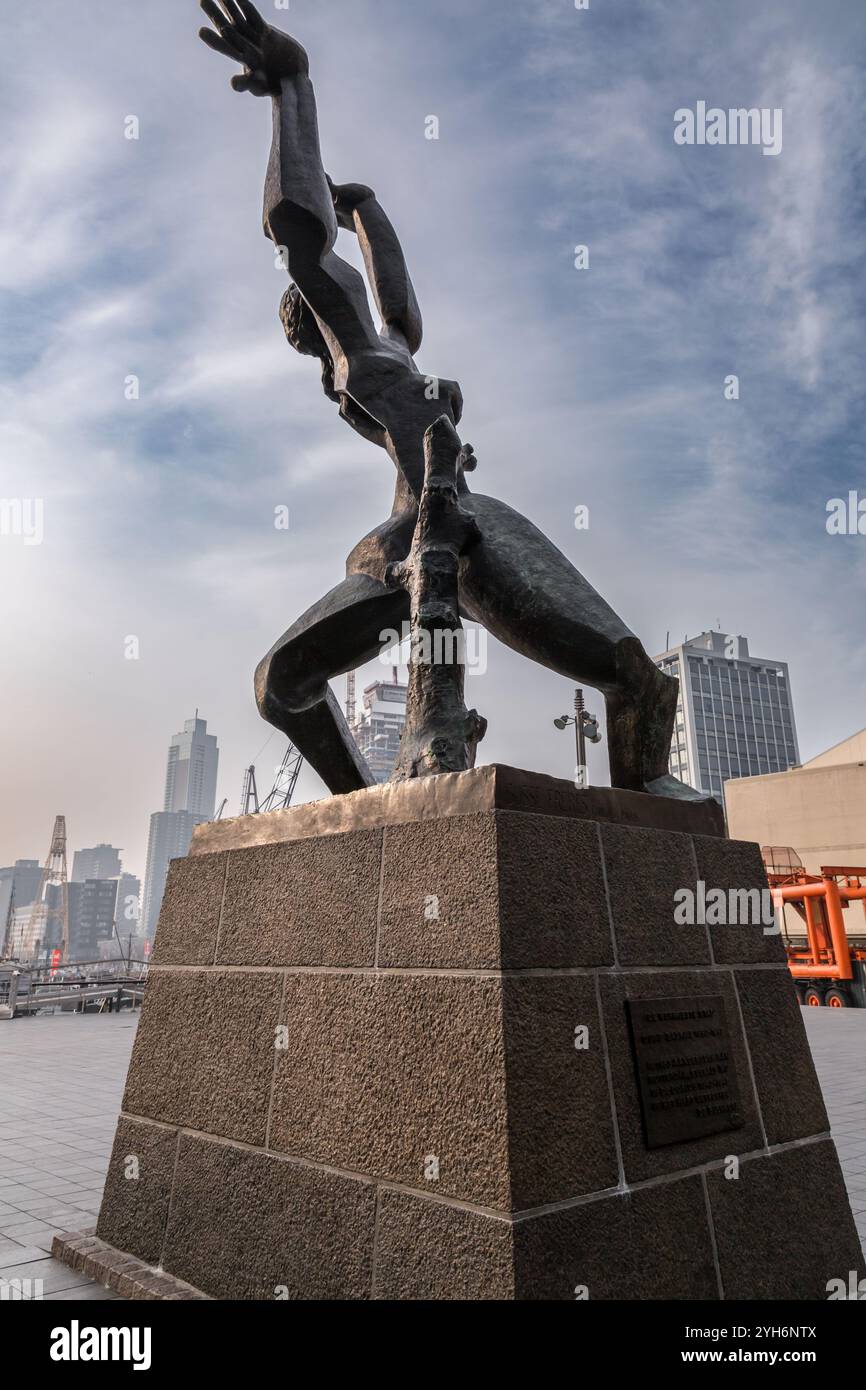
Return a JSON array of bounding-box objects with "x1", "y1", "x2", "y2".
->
[{"x1": 198, "y1": 0, "x2": 309, "y2": 96}]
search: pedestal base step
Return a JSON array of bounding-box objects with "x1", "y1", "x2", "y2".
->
[{"x1": 52, "y1": 1229, "x2": 208, "y2": 1301}]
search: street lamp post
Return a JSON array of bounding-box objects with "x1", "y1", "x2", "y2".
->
[
  {"x1": 574, "y1": 688, "x2": 586, "y2": 782},
  {"x1": 553, "y1": 687, "x2": 602, "y2": 788}
]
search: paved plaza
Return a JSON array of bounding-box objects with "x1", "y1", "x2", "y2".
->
[
  {"x1": 799, "y1": 1007, "x2": 866, "y2": 1254},
  {"x1": 0, "y1": 1004, "x2": 864, "y2": 1300},
  {"x1": 0, "y1": 1013, "x2": 136, "y2": 1300}
]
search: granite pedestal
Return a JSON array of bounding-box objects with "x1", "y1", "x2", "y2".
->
[{"x1": 56, "y1": 766, "x2": 864, "y2": 1300}]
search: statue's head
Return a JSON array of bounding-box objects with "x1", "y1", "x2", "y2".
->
[{"x1": 279, "y1": 284, "x2": 338, "y2": 401}]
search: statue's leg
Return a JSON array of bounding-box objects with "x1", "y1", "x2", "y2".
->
[
  {"x1": 255, "y1": 572, "x2": 409, "y2": 795},
  {"x1": 459, "y1": 494, "x2": 695, "y2": 798}
]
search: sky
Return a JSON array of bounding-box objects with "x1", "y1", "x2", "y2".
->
[{"x1": 1, "y1": 0, "x2": 865, "y2": 881}]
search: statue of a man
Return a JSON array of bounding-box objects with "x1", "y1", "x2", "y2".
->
[{"x1": 199, "y1": 0, "x2": 701, "y2": 802}]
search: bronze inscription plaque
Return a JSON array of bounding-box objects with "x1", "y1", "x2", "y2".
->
[{"x1": 626, "y1": 995, "x2": 745, "y2": 1149}]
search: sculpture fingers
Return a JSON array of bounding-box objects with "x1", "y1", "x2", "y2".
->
[
  {"x1": 227, "y1": 30, "x2": 263, "y2": 66},
  {"x1": 202, "y1": 21, "x2": 262, "y2": 70},
  {"x1": 199, "y1": 27, "x2": 245, "y2": 63},
  {"x1": 237, "y1": 0, "x2": 266, "y2": 34},
  {"x1": 220, "y1": 0, "x2": 254, "y2": 33},
  {"x1": 200, "y1": 0, "x2": 234, "y2": 35}
]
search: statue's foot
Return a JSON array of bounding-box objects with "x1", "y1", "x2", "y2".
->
[
  {"x1": 607, "y1": 640, "x2": 719, "y2": 803},
  {"x1": 643, "y1": 773, "x2": 716, "y2": 803},
  {"x1": 606, "y1": 638, "x2": 680, "y2": 792}
]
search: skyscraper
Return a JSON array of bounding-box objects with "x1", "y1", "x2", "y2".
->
[
  {"x1": 654, "y1": 631, "x2": 800, "y2": 804},
  {"x1": 351, "y1": 678, "x2": 408, "y2": 782},
  {"x1": 141, "y1": 716, "x2": 219, "y2": 938},
  {"x1": 163, "y1": 713, "x2": 219, "y2": 818}
]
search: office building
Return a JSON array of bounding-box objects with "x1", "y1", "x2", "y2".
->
[
  {"x1": 5, "y1": 905, "x2": 36, "y2": 960},
  {"x1": 163, "y1": 713, "x2": 219, "y2": 818},
  {"x1": 654, "y1": 631, "x2": 800, "y2": 804},
  {"x1": 12, "y1": 883, "x2": 65, "y2": 961},
  {"x1": 115, "y1": 872, "x2": 141, "y2": 934},
  {"x1": 0, "y1": 860, "x2": 42, "y2": 952},
  {"x1": 141, "y1": 716, "x2": 219, "y2": 938},
  {"x1": 68, "y1": 879, "x2": 119, "y2": 962}
]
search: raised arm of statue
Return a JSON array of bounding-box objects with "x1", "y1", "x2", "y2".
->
[{"x1": 199, "y1": 0, "x2": 381, "y2": 373}]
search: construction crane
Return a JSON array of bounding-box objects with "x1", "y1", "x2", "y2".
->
[
  {"x1": 25, "y1": 815, "x2": 70, "y2": 965},
  {"x1": 215, "y1": 742, "x2": 304, "y2": 820},
  {"x1": 215, "y1": 669, "x2": 368, "y2": 823},
  {"x1": 259, "y1": 742, "x2": 304, "y2": 812},
  {"x1": 239, "y1": 766, "x2": 260, "y2": 815}
]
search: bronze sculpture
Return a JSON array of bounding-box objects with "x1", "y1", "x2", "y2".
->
[{"x1": 199, "y1": 0, "x2": 703, "y2": 802}]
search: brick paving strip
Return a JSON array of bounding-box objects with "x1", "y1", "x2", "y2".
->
[
  {"x1": 50, "y1": 1229, "x2": 207, "y2": 1299},
  {"x1": 1, "y1": 1003, "x2": 864, "y2": 1300}
]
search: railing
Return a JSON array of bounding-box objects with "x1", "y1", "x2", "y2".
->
[{"x1": 0, "y1": 965, "x2": 148, "y2": 1020}]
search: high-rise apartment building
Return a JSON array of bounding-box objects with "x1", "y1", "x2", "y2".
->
[
  {"x1": 654, "y1": 631, "x2": 800, "y2": 804},
  {"x1": 141, "y1": 716, "x2": 219, "y2": 938},
  {"x1": 351, "y1": 679, "x2": 408, "y2": 783}
]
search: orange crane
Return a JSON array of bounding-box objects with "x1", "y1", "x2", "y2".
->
[{"x1": 762, "y1": 847, "x2": 866, "y2": 1008}]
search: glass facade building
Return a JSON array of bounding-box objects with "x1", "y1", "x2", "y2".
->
[
  {"x1": 654, "y1": 631, "x2": 800, "y2": 804},
  {"x1": 163, "y1": 716, "x2": 219, "y2": 819},
  {"x1": 141, "y1": 716, "x2": 219, "y2": 938}
]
